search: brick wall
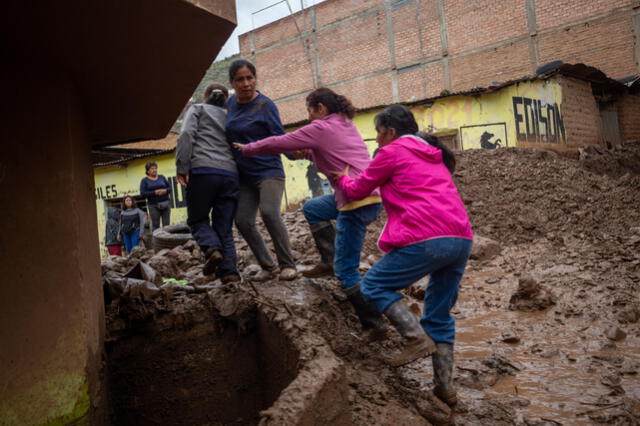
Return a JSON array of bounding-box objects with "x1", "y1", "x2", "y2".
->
[
  {"x1": 617, "y1": 92, "x2": 640, "y2": 141},
  {"x1": 560, "y1": 77, "x2": 603, "y2": 147},
  {"x1": 240, "y1": 0, "x2": 639, "y2": 125}
]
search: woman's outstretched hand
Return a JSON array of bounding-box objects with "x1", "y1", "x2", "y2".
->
[
  {"x1": 232, "y1": 142, "x2": 245, "y2": 154},
  {"x1": 331, "y1": 165, "x2": 350, "y2": 180}
]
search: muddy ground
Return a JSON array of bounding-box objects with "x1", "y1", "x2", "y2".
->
[{"x1": 103, "y1": 142, "x2": 640, "y2": 425}]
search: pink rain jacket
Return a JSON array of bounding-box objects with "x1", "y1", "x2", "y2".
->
[
  {"x1": 337, "y1": 135, "x2": 473, "y2": 253},
  {"x1": 241, "y1": 113, "x2": 379, "y2": 208}
]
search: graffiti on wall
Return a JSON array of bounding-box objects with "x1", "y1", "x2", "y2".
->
[
  {"x1": 460, "y1": 123, "x2": 508, "y2": 150},
  {"x1": 95, "y1": 176, "x2": 186, "y2": 208},
  {"x1": 512, "y1": 97, "x2": 565, "y2": 143}
]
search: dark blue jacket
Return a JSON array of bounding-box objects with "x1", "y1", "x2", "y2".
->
[{"x1": 226, "y1": 92, "x2": 285, "y2": 185}]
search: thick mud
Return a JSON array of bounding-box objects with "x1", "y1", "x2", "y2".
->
[{"x1": 103, "y1": 141, "x2": 640, "y2": 425}]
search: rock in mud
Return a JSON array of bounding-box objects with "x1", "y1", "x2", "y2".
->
[
  {"x1": 501, "y1": 328, "x2": 520, "y2": 343},
  {"x1": 606, "y1": 326, "x2": 627, "y2": 341},
  {"x1": 509, "y1": 275, "x2": 556, "y2": 311},
  {"x1": 470, "y1": 235, "x2": 502, "y2": 261}
]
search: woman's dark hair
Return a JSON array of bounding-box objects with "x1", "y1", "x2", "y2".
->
[
  {"x1": 228, "y1": 59, "x2": 257, "y2": 82},
  {"x1": 145, "y1": 161, "x2": 158, "y2": 175},
  {"x1": 122, "y1": 196, "x2": 137, "y2": 210},
  {"x1": 306, "y1": 87, "x2": 356, "y2": 120},
  {"x1": 204, "y1": 83, "x2": 229, "y2": 107},
  {"x1": 375, "y1": 104, "x2": 456, "y2": 173}
]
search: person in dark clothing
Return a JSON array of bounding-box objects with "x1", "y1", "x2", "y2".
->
[
  {"x1": 105, "y1": 206, "x2": 122, "y2": 256},
  {"x1": 118, "y1": 196, "x2": 147, "y2": 254},
  {"x1": 140, "y1": 161, "x2": 172, "y2": 230},
  {"x1": 176, "y1": 83, "x2": 240, "y2": 282},
  {"x1": 226, "y1": 58, "x2": 297, "y2": 281}
]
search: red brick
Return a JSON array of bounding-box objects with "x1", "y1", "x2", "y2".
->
[{"x1": 618, "y1": 93, "x2": 640, "y2": 142}]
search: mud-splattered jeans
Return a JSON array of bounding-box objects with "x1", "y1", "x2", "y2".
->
[
  {"x1": 361, "y1": 238, "x2": 472, "y2": 344},
  {"x1": 303, "y1": 194, "x2": 381, "y2": 289}
]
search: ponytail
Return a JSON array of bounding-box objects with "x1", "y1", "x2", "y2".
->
[
  {"x1": 306, "y1": 87, "x2": 356, "y2": 119},
  {"x1": 375, "y1": 104, "x2": 456, "y2": 173},
  {"x1": 419, "y1": 133, "x2": 456, "y2": 173}
]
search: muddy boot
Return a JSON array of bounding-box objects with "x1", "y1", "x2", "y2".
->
[
  {"x1": 344, "y1": 283, "x2": 387, "y2": 342},
  {"x1": 384, "y1": 299, "x2": 437, "y2": 367},
  {"x1": 202, "y1": 249, "x2": 223, "y2": 276},
  {"x1": 432, "y1": 343, "x2": 457, "y2": 407},
  {"x1": 302, "y1": 222, "x2": 335, "y2": 278}
]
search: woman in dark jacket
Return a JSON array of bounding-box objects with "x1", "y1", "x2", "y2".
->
[
  {"x1": 226, "y1": 59, "x2": 297, "y2": 281},
  {"x1": 140, "y1": 162, "x2": 172, "y2": 230}
]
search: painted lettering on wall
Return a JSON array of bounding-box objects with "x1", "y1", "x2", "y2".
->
[
  {"x1": 512, "y1": 97, "x2": 565, "y2": 143},
  {"x1": 95, "y1": 184, "x2": 117, "y2": 200}
]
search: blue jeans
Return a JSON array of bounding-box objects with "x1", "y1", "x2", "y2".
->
[
  {"x1": 122, "y1": 231, "x2": 140, "y2": 254},
  {"x1": 303, "y1": 194, "x2": 381, "y2": 289},
  {"x1": 361, "y1": 238, "x2": 472, "y2": 344},
  {"x1": 187, "y1": 173, "x2": 239, "y2": 277}
]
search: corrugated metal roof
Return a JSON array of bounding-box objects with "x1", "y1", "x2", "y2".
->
[{"x1": 92, "y1": 147, "x2": 174, "y2": 167}]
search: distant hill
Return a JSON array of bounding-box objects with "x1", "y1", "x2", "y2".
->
[
  {"x1": 193, "y1": 53, "x2": 239, "y2": 102},
  {"x1": 171, "y1": 54, "x2": 240, "y2": 132}
]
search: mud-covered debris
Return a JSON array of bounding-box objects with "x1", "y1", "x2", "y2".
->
[
  {"x1": 126, "y1": 279, "x2": 161, "y2": 300},
  {"x1": 501, "y1": 328, "x2": 520, "y2": 343},
  {"x1": 124, "y1": 261, "x2": 163, "y2": 287},
  {"x1": 509, "y1": 275, "x2": 556, "y2": 311},
  {"x1": 606, "y1": 326, "x2": 627, "y2": 341},
  {"x1": 471, "y1": 235, "x2": 502, "y2": 261},
  {"x1": 482, "y1": 353, "x2": 524, "y2": 375}
]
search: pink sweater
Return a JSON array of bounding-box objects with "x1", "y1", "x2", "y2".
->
[
  {"x1": 241, "y1": 113, "x2": 379, "y2": 208},
  {"x1": 337, "y1": 135, "x2": 473, "y2": 253}
]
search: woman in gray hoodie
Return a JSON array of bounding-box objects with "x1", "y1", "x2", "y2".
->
[{"x1": 176, "y1": 83, "x2": 240, "y2": 282}]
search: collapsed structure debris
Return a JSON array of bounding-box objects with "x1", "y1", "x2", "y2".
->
[{"x1": 101, "y1": 143, "x2": 640, "y2": 425}]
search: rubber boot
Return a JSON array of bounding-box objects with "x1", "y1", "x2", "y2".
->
[
  {"x1": 302, "y1": 221, "x2": 335, "y2": 278},
  {"x1": 383, "y1": 299, "x2": 437, "y2": 367},
  {"x1": 344, "y1": 283, "x2": 387, "y2": 342},
  {"x1": 432, "y1": 343, "x2": 457, "y2": 406}
]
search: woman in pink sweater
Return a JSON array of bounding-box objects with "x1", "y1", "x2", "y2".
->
[
  {"x1": 336, "y1": 105, "x2": 473, "y2": 407},
  {"x1": 234, "y1": 88, "x2": 385, "y2": 339}
]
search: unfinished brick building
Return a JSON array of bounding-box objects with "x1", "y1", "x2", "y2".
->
[{"x1": 239, "y1": 0, "x2": 640, "y2": 125}]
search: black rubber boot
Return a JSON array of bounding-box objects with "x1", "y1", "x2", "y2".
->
[
  {"x1": 344, "y1": 283, "x2": 387, "y2": 341},
  {"x1": 302, "y1": 222, "x2": 335, "y2": 278},
  {"x1": 383, "y1": 299, "x2": 437, "y2": 367},
  {"x1": 432, "y1": 343, "x2": 457, "y2": 406}
]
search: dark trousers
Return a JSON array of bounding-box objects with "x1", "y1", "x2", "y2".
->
[
  {"x1": 149, "y1": 204, "x2": 171, "y2": 230},
  {"x1": 235, "y1": 177, "x2": 295, "y2": 270},
  {"x1": 186, "y1": 173, "x2": 240, "y2": 277}
]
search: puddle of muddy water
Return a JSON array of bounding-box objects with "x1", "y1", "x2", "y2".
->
[{"x1": 451, "y1": 268, "x2": 640, "y2": 425}]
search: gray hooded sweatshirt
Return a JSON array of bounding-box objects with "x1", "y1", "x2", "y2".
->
[{"x1": 176, "y1": 104, "x2": 237, "y2": 175}]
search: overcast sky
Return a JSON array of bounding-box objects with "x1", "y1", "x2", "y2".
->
[{"x1": 215, "y1": 0, "x2": 327, "y2": 61}]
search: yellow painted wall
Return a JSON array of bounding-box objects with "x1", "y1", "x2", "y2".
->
[
  {"x1": 353, "y1": 78, "x2": 565, "y2": 150},
  {"x1": 94, "y1": 79, "x2": 566, "y2": 255}
]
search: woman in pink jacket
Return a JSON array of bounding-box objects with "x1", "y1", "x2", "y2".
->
[
  {"x1": 234, "y1": 88, "x2": 385, "y2": 339},
  {"x1": 336, "y1": 105, "x2": 473, "y2": 407}
]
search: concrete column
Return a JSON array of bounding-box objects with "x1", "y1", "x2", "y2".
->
[
  {"x1": 634, "y1": 7, "x2": 640, "y2": 75},
  {"x1": 436, "y1": 0, "x2": 451, "y2": 90},
  {"x1": 0, "y1": 65, "x2": 104, "y2": 425},
  {"x1": 526, "y1": 0, "x2": 540, "y2": 72},
  {"x1": 384, "y1": 1, "x2": 400, "y2": 102}
]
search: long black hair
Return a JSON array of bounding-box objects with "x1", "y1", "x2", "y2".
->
[
  {"x1": 374, "y1": 104, "x2": 456, "y2": 173},
  {"x1": 306, "y1": 87, "x2": 356, "y2": 119}
]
